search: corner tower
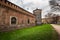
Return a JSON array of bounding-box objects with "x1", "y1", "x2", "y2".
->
[{"x1": 33, "y1": 8, "x2": 42, "y2": 25}]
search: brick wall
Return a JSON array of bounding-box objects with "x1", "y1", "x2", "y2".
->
[{"x1": 0, "y1": 0, "x2": 36, "y2": 31}]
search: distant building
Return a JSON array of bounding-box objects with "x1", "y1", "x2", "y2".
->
[
  {"x1": 42, "y1": 16, "x2": 60, "y2": 24},
  {"x1": 42, "y1": 18, "x2": 54, "y2": 24},
  {"x1": 57, "y1": 16, "x2": 60, "y2": 24},
  {"x1": 33, "y1": 9, "x2": 42, "y2": 25}
]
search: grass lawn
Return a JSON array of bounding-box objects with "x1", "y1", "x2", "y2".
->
[{"x1": 0, "y1": 24, "x2": 58, "y2": 40}]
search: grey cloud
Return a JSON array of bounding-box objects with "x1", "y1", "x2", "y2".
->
[{"x1": 8, "y1": 0, "x2": 51, "y2": 18}]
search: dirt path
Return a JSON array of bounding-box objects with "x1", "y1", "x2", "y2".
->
[{"x1": 51, "y1": 24, "x2": 60, "y2": 40}]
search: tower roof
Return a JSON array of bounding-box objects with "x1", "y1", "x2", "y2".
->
[{"x1": 33, "y1": 8, "x2": 42, "y2": 12}]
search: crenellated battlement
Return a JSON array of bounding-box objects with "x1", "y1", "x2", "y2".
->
[
  {"x1": 0, "y1": 0, "x2": 22, "y2": 10},
  {"x1": 0, "y1": 0, "x2": 35, "y2": 18}
]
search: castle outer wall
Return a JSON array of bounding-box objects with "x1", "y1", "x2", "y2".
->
[{"x1": 0, "y1": 0, "x2": 36, "y2": 31}]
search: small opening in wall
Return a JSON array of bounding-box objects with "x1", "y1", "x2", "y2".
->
[
  {"x1": 28, "y1": 19, "x2": 30, "y2": 24},
  {"x1": 11, "y1": 17, "x2": 17, "y2": 24}
]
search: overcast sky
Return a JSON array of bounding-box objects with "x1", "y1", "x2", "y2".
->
[{"x1": 8, "y1": 0, "x2": 57, "y2": 18}]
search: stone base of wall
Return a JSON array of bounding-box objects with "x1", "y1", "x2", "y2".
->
[{"x1": 0, "y1": 24, "x2": 35, "y2": 32}]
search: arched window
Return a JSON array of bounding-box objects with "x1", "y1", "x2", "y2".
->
[{"x1": 11, "y1": 17, "x2": 16, "y2": 24}]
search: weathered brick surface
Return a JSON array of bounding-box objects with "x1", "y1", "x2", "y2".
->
[{"x1": 0, "y1": 0, "x2": 36, "y2": 31}]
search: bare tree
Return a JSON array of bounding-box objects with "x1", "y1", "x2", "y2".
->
[
  {"x1": 45, "y1": 13, "x2": 53, "y2": 18},
  {"x1": 49, "y1": 0, "x2": 60, "y2": 12},
  {"x1": 45, "y1": 12, "x2": 59, "y2": 24}
]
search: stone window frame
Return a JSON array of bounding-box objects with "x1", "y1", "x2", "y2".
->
[{"x1": 10, "y1": 16, "x2": 18, "y2": 25}]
